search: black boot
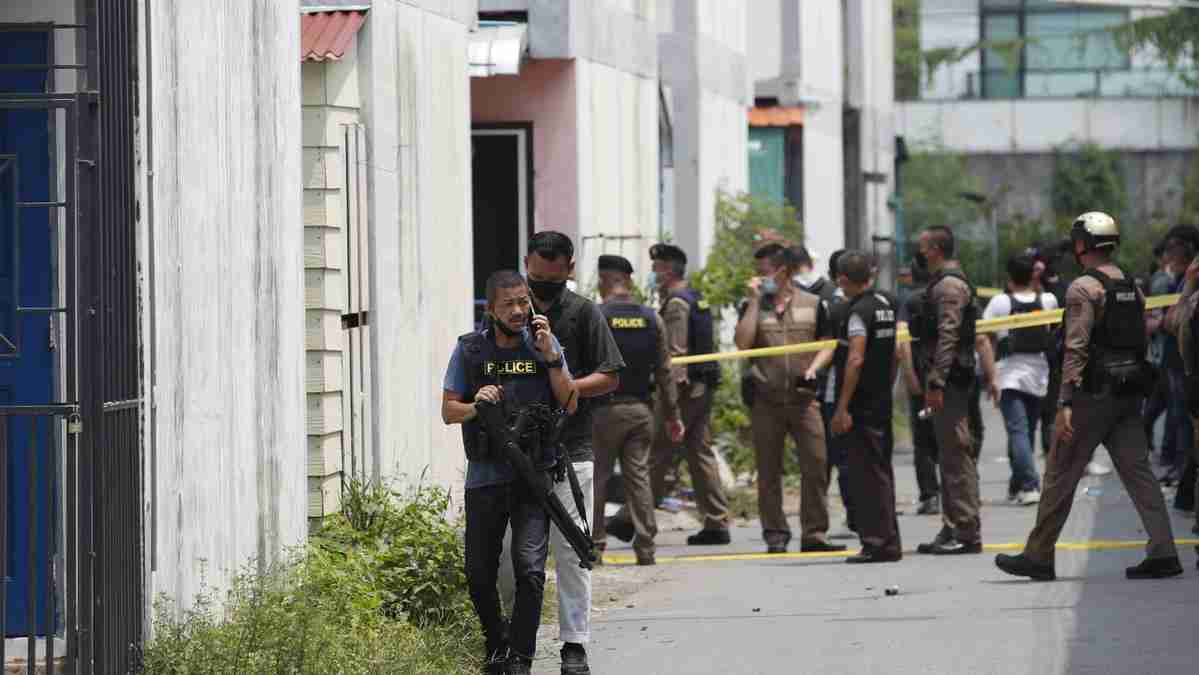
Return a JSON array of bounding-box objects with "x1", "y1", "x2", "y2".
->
[
  {"x1": 605, "y1": 517, "x2": 634, "y2": 543},
  {"x1": 916, "y1": 527, "x2": 952, "y2": 554},
  {"x1": 995, "y1": 553, "x2": 1056, "y2": 581},
  {"x1": 687, "y1": 528, "x2": 731, "y2": 545},
  {"x1": 1125, "y1": 556, "x2": 1183, "y2": 580},
  {"x1": 561, "y1": 642, "x2": 590, "y2": 675},
  {"x1": 482, "y1": 648, "x2": 510, "y2": 675}
]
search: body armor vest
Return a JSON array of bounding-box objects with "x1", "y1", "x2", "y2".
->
[
  {"x1": 999, "y1": 293, "x2": 1052, "y2": 358},
  {"x1": 910, "y1": 270, "x2": 977, "y2": 381},
  {"x1": 1081, "y1": 268, "x2": 1147, "y2": 394},
  {"x1": 457, "y1": 330, "x2": 555, "y2": 461},
  {"x1": 601, "y1": 301, "x2": 659, "y2": 401},
  {"x1": 665, "y1": 287, "x2": 720, "y2": 383}
]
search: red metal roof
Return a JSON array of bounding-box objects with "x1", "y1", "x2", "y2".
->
[
  {"x1": 301, "y1": 10, "x2": 366, "y2": 62},
  {"x1": 748, "y1": 106, "x2": 804, "y2": 127}
]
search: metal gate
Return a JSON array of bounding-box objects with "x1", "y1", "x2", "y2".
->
[{"x1": 0, "y1": 1, "x2": 142, "y2": 673}]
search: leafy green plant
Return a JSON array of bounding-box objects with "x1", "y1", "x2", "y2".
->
[{"x1": 144, "y1": 481, "x2": 481, "y2": 674}]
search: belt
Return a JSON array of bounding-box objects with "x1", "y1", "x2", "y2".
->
[{"x1": 595, "y1": 394, "x2": 651, "y2": 408}]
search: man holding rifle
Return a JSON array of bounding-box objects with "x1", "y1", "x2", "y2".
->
[{"x1": 442, "y1": 270, "x2": 578, "y2": 675}]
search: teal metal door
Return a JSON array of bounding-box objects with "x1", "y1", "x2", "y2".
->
[{"x1": 748, "y1": 127, "x2": 786, "y2": 206}]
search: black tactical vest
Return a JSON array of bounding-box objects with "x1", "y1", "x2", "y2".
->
[
  {"x1": 1000, "y1": 293, "x2": 1052, "y2": 358},
  {"x1": 602, "y1": 302, "x2": 659, "y2": 400},
  {"x1": 665, "y1": 287, "x2": 720, "y2": 383},
  {"x1": 1081, "y1": 268, "x2": 1147, "y2": 393},
  {"x1": 457, "y1": 330, "x2": 555, "y2": 460},
  {"x1": 909, "y1": 270, "x2": 977, "y2": 379},
  {"x1": 837, "y1": 290, "x2": 898, "y2": 422}
]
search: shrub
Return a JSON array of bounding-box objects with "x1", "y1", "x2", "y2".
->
[{"x1": 143, "y1": 481, "x2": 481, "y2": 674}]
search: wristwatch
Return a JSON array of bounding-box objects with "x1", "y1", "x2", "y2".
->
[{"x1": 545, "y1": 356, "x2": 564, "y2": 369}]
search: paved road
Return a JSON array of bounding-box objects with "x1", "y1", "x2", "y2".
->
[{"x1": 584, "y1": 405, "x2": 1199, "y2": 675}]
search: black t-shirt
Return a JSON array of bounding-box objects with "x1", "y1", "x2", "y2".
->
[
  {"x1": 543, "y1": 289, "x2": 626, "y2": 459},
  {"x1": 835, "y1": 290, "x2": 898, "y2": 426}
]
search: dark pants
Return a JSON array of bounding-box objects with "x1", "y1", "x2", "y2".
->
[
  {"x1": 1000, "y1": 389, "x2": 1042, "y2": 495},
  {"x1": 968, "y1": 377, "x2": 985, "y2": 458},
  {"x1": 465, "y1": 482, "x2": 550, "y2": 660},
  {"x1": 1143, "y1": 370, "x2": 1169, "y2": 454},
  {"x1": 1042, "y1": 360, "x2": 1062, "y2": 453},
  {"x1": 1166, "y1": 370, "x2": 1195, "y2": 475},
  {"x1": 908, "y1": 394, "x2": 940, "y2": 503},
  {"x1": 846, "y1": 422, "x2": 901, "y2": 555},
  {"x1": 821, "y1": 400, "x2": 854, "y2": 529}
]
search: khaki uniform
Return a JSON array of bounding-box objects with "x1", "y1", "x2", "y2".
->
[
  {"x1": 921, "y1": 271, "x2": 981, "y2": 544},
  {"x1": 744, "y1": 289, "x2": 830, "y2": 545},
  {"x1": 1023, "y1": 266, "x2": 1178, "y2": 565},
  {"x1": 650, "y1": 293, "x2": 730, "y2": 531},
  {"x1": 592, "y1": 310, "x2": 679, "y2": 559},
  {"x1": 1169, "y1": 283, "x2": 1199, "y2": 535}
]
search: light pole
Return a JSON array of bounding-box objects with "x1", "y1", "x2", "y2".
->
[{"x1": 959, "y1": 191, "x2": 998, "y2": 287}]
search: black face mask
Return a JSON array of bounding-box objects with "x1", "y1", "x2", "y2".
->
[
  {"x1": 494, "y1": 315, "x2": 524, "y2": 338},
  {"x1": 913, "y1": 251, "x2": 929, "y2": 270},
  {"x1": 528, "y1": 279, "x2": 567, "y2": 303}
]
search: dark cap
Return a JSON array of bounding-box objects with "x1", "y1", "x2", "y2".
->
[
  {"x1": 649, "y1": 243, "x2": 687, "y2": 265},
  {"x1": 597, "y1": 254, "x2": 634, "y2": 275}
]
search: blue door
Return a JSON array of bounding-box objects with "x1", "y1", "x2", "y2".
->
[{"x1": 1, "y1": 29, "x2": 57, "y2": 637}]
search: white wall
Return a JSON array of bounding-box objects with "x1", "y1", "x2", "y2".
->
[
  {"x1": 660, "y1": 0, "x2": 750, "y2": 268},
  {"x1": 140, "y1": 0, "x2": 307, "y2": 613},
  {"x1": 794, "y1": 0, "x2": 845, "y2": 257},
  {"x1": 896, "y1": 98, "x2": 1199, "y2": 153},
  {"x1": 359, "y1": 0, "x2": 475, "y2": 499}
]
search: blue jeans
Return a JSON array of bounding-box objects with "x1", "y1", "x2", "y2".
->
[
  {"x1": 1166, "y1": 370, "x2": 1195, "y2": 474},
  {"x1": 1000, "y1": 389, "x2": 1042, "y2": 495}
]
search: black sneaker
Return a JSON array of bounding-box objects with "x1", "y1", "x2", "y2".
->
[
  {"x1": 995, "y1": 553, "x2": 1056, "y2": 581},
  {"x1": 916, "y1": 527, "x2": 953, "y2": 554},
  {"x1": 845, "y1": 548, "x2": 902, "y2": 564},
  {"x1": 917, "y1": 496, "x2": 941, "y2": 516},
  {"x1": 605, "y1": 517, "x2": 635, "y2": 543},
  {"x1": 800, "y1": 541, "x2": 848, "y2": 553},
  {"x1": 483, "y1": 648, "x2": 509, "y2": 675},
  {"x1": 1125, "y1": 556, "x2": 1183, "y2": 580},
  {"x1": 687, "y1": 528, "x2": 731, "y2": 546},
  {"x1": 508, "y1": 659, "x2": 531, "y2": 675},
  {"x1": 561, "y1": 642, "x2": 590, "y2": 675},
  {"x1": 636, "y1": 553, "x2": 656, "y2": 566},
  {"x1": 928, "y1": 538, "x2": 982, "y2": 555}
]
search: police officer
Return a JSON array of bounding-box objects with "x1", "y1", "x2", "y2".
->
[
  {"x1": 441, "y1": 270, "x2": 578, "y2": 675},
  {"x1": 996, "y1": 212, "x2": 1183, "y2": 581},
  {"x1": 648, "y1": 242, "x2": 732, "y2": 545},
  {"x1": 829, "y1": 250, "x2": 902, "y2": 563},
  {"x1": 911, "y1": 226, "x2": 993, "y2": 555},
  {"x1": 897, "y1": 264, "x2": 941, "y2": 516},
  {"x1": 591, "y1": 255, "x2": 684, "y2": 566},
  {"x1": 734, "y1": 243, "x2": 843, "y2": 554},
  {"x1": 499, "y1": 231, "x2": 623, "y2": 675},
  {"x1": 1167, "y1": 252, "x2": 1199, "y2": 549}
]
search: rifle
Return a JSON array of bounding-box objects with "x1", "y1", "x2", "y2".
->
[{"x1": 475, "y1": 396, "x2": 598, "y2": 570}]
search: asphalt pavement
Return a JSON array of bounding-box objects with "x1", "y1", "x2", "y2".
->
[{"x1": 582, "y1": 403, "x2": 1199, "y2": 675}]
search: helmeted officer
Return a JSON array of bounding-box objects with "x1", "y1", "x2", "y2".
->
[
  {"x1": 734, "y1": 243, "x2": 843, "y2": 553},
  {"x1": 996, "y1": 212, "x2": 1183, "y2": 581},
  {"x1": 591, "y1": 255, "x2": 683, "y2": 566},
  {"x1": 648, "y1": 243, "x2": 732, "y2": 545},
  {"x1": 829, "y1": 250, "x2": 902, "y2": 563}
]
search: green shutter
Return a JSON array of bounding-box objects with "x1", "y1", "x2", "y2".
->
[{"x1": 748, "y1": 127, "x2": 786, "y2": 206}]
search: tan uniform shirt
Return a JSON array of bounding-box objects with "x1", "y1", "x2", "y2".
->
[
  {"x1": 747, "y1": 289, "x2": 824, "y2": 405},
  {"x1": 1058, "y1": 263, "x2": 1143, "y2": 405},
  {"x1": 661, "y1": 295, "x2": 692, "y2": 386},
  {"x1": 925, "y1": 271, "x2": 973, "y2": 389},
  {"x1": 652, "y1": 313, "x2": 682, "y2": 421}
]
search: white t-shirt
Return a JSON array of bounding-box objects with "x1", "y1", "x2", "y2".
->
[{"x1": 982, "y1": 291, "x2": 1059, "y2": 397}]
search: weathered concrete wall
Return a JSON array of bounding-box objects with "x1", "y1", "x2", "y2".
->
[
  {"x1": 961, "y1": 150, "x2": 1196, "y2": 227},
  {"x1": 359, "y1": 0, "x2": 475, "y2": 498},
  {"x1": 140, "y1": 0, "x2": 307, "y2": 612}
]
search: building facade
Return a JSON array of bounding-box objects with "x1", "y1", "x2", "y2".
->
[{"x1": 897, "y1": 0, "x2": 1199, "y2": 227}]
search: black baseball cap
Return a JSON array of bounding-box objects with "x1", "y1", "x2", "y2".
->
[
  {"x1": 598, "y1": 254, "x2": 634, "y2": 275},
  {"x1": 649, "y1": 243, "x2": 687, "y2": 265}
]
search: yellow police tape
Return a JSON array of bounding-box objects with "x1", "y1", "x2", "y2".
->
[{"x1": 671, "y1": 293, "x2": 1183, "y2": 366}]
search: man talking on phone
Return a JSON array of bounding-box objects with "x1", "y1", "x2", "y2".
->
[{"x1": 498, "y1": 231, "x2": 624, "y2": 675}]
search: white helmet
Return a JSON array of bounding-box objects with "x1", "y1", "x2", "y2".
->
[{"x1": 1071, "y1": 211, "x2": 1120, "y2": 251}]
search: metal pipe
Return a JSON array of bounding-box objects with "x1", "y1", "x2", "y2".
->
[{"x1": 27, "y1": 416, "x2": 39, "y2": 673}]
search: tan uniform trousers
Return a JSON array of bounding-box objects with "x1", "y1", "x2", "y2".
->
[
  {"x1": 750, "y1": 398, "x2": 829, "y2": 544},
  {"x1": 933, "y1": 382, "x2": 982, "y2": 543},
  {"x1": 1025, "y1": 391, "x2": 1177, "y2": 565},
  {"x1": 650, "y1": 383, "x2": 730, "y2": 531},
  {"x1": 592, "y1": 401, "x2": 657, "y2": 558}
]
